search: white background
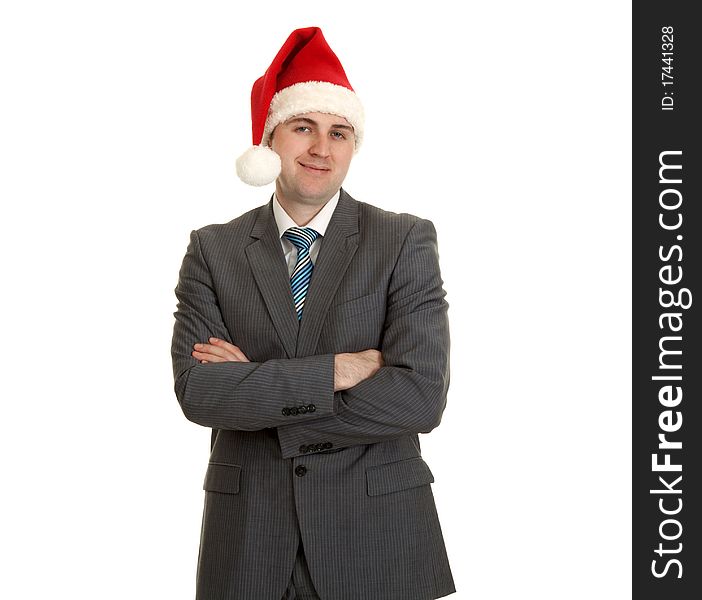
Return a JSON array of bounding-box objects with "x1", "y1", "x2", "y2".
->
[{"x1": 0, "y1": 1, "x2": 631, "y2": 598}]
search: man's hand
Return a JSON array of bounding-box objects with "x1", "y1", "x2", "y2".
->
[
  {"x1": 192, "y1": 337, "x2": 250, "y2": 363},
  {"x1": 334, "y1": 349, "x2": 384, "y2": 392}
]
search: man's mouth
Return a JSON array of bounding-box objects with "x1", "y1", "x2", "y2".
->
[{"x1": 299, "y1": 162, "x2": 331, "y2": 172}]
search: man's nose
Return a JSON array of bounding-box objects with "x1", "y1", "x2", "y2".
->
[{"x1": 308, "y1": 135, "x2": 330, "y2": 158}]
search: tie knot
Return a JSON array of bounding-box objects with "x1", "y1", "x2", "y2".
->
[{"x1": 283, "y1": 227, "x2": 319, "y2": 252}]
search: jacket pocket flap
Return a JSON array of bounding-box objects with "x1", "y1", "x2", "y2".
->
[
  {"x1": 366, "y1": 457, "x2": 434, "y2": 497},
  {"x1": 330, "y1": 291, "x2": 384, "y2": 319},
  {"x1": 203, "y1": 461, "x2": 242, "y2": 494}
]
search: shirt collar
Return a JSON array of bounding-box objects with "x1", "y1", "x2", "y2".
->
[{"x1": 272, "y1": 190, "x2": 340, "y2": 239}]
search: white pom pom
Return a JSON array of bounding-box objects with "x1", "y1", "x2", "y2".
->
[{"x1": 235, "y1": 146, "x2": 281, "y2": 186}]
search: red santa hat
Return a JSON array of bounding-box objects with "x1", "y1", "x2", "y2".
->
[{"x1": 235, "y1": 27, "x2": 365, "y2": 186}]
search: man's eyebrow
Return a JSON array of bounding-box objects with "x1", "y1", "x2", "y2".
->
[
  {"x1": 286, "y1": 117, "x2": 316, "y2": 126},
  {"x1": 286, "y1": 117, "x2": 354, "y2": 131}
]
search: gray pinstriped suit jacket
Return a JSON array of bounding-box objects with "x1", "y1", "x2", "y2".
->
[{"x1": 171, "y1": 189, "x2": 455, "y2": 599}]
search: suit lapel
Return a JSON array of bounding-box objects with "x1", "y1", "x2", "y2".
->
[
  {"x1": 245, "y1": 199, "x2": 299, "y2": 359},
  {"x1": 296, "y1": 189, "x2": 359, "y2": 357}
]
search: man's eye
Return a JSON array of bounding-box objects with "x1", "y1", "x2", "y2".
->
[
  {"x1": 331, "y1": 131, "x2": 345, "y2": 140},
  {"x1": 295, "y1": 126, "x2": 311, "y2": 133}
]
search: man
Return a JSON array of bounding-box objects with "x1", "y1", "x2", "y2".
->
[{"x1": 171, "y1": 27, "x2": 455, "y2": 600}]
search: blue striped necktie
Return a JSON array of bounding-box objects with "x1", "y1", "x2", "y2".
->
[{"x1": 283, "y1": 227, "x2": 320, "y2": 321}]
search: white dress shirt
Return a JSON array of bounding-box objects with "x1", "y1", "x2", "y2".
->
[{"x1": 272, "y1": 190, "x2": 340, "y2": 277}]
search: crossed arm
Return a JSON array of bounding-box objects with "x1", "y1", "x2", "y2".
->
[
  {"x1": 172, "y1": 218, "x2": 449, "y2": 458},
  {"x1": 192, "y1": 338, "x2": 383, "y2": 392}
]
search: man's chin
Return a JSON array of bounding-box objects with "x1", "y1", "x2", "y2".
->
[{"x1": 294, "y1": 185, "x2": 340, "y2": 205}]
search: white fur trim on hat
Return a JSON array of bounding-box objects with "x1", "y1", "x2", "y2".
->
[
  {"x1": 261, "y1": 81, "x2": 364, "y2": 151},
  {"x1": 235, "y1": 145, "x2": 281, "y2": 186}
]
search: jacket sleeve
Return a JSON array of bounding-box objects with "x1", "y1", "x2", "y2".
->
[
  {"x1": 171, "y1": 229, "x2": 337, "y2": 431},
  {"x1": 276, "y1": 218, "x2": 450, "y2": 459}
]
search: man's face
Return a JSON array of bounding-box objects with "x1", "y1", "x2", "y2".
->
[{"x1": 270, "y1": 112, "x2": 355, "y2": 207}]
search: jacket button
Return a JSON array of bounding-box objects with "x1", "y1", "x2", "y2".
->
[
  {"x1": 299, "y1": 444, "x2": 309, "y2": 453},
  {"x1": 282, "y1": 407, "x2": 290, "y2": 416},
  {"x1": 295, "y1": 465, "x2": 307, "y2": 477},
  {"x1": 323, "y1": 442, "x2": 333, "y2": 449},
  {"x1": 298, "y1": 405, "x2": 308, "y2": 413},
  {"x1": 308, "y1": 404, "x2": 316, "y2": 412},
  {"x1": 290, "y1": 406, "x2": 299, "y2": 416},
  {"x1": 315, "y1": 443, "x2": 324, "y2": 451}
]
